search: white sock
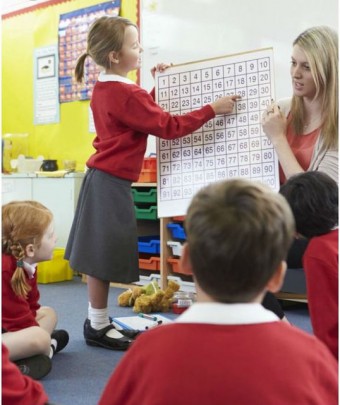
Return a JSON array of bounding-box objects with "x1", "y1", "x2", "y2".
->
[
  {"x1": 49, "y1": 338, "x2": 58, "y2": 358},
  {"x1": 88, "y1": 303, "x2": 124, "y2": 339}
]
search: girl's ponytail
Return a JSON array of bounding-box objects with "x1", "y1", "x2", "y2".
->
[
  {"x1": 75, "y1": 53, "x2": 89, "y2": 83},
  {"x1": 9, "y1": 243, "x2": 31, "y2": 298}
]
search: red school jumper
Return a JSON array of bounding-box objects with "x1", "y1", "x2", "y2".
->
[
  {"x1": 303, "y1": 229, "x2": 338, "y2": 359},
  {"x1": 2, "y1": 254, "x2": 40, "y2": 331},
  {"x1": 1, "y1": 344, "x2": 49, "y2": 405},
  {"x1": 88, "y1": 75, "x2": 215, "y2": 182},
  {"x1": 98, "y1": 303, "x2": 338, "y2": 405}
]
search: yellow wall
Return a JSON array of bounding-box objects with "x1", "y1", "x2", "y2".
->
[{"x1": 2, "y1": 0, "x2": 138, "y2": 171}]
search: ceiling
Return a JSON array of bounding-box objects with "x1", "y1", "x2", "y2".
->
[{"x1": 1, "y1": 0, "x2": 51, "y2": 15}]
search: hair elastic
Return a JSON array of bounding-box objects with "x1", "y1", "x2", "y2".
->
[{"x1": 16, "y1": 260, "x2": 24, "y2": 267}]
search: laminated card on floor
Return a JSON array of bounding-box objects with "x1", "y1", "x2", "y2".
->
[{"x1": 112, "y1": 314, "x2": 173, "y2": 331}]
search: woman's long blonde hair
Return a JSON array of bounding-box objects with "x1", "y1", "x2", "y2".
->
[
  {"x1": 290, "y1": 26, "x2": 338, "y2": 150},
  {"x1": 2, "y1": 201, "x2": 53, "y2": 298}
]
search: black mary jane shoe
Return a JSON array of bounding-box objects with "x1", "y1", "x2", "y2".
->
[{"x1": 83, "y1": 319, "x2": 132, "y2": 351}]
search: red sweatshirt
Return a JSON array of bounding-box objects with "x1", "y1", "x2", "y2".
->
[
  {"x1": 303, "y1": 229, "x2": 338, "y2": 359},
  {"x1": 88, "y1": 78, "x2": 215, "y2": 181},
  {"x1": 2, "y1": 344, "x2": 49, "y2": 405},
  {"x1": 2, "y1": 254, "x2": 40, "y2": 331}
]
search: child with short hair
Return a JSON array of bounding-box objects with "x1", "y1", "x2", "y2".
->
[
  {"x1": 98, "y1": 179, "x2": 337, "y2": 405},
  {"x1": 280, "y1": 171, "x2": 338, "y2": 359},
  {"x1": 2, "y1": 201, "x2": 69, "y2": 379}
]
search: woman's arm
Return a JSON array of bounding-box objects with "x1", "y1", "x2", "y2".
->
[{"x1": 262, "y1": 104, "x2": 305, "y2": 179}]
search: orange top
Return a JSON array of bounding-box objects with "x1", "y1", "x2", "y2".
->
[{"x1": 279, "y1": 122, "x2": 320, "y2": 184}]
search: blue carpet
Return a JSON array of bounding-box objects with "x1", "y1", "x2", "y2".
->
[{"x1": 39, "y1": 276, "x2": 313, "y2": 405}]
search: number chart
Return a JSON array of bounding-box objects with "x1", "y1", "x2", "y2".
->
[{"x1": 156, "y1": 48, "x2": 279, "y2": 217}]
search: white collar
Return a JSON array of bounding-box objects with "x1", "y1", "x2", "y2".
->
[
  {"x1": 176, "y1": 302, "x2": 279, "y2": 325},
  {"x1": 98, "y1": 72, "x2": 135, "y2": 84},
  {"x1": 23, "y1": 261, "x2": 37, "y2": 279}
]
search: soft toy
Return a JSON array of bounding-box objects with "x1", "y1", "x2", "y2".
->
[
  {"x1": 117, "y1": 280, "x2": 160, "y2": 307},
  {"x1": 117, "y1": 280, "x2": 180, "y2": 313}
]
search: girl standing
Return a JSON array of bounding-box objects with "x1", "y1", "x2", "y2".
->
[{"x1": 65, "y1": 16, "x2": 239, "y2": 351}]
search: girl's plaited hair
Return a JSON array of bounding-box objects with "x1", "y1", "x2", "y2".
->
[{"x1": 2, "y1": 201, "x2": 53, "y2": 298}]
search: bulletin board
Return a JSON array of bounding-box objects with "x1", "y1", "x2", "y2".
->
[
  {"x1": 58, "y1": 1, "x2": 121, "y2": 103},
  {"x1": 2, "y1": 0, "x2": 138, "y2": 171},
  {"x1": 156, "y1": 48, "x2": 278, "y2": 218}
]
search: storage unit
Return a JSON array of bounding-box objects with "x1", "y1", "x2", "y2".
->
[{"x1": 2, "y1": 172, "x2": 84, "y2": 248}]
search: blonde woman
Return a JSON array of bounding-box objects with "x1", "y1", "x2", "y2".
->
[{"x1": 262, "y1": 26, "x2": 338, "y2": 184}]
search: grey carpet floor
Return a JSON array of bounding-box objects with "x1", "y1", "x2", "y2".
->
[{"x1": 39, "y1": 276, "x2": 312, "y2": 405}]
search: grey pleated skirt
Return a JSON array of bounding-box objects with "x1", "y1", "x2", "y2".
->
[{"x1": 65, "y1": 168, "x2": 140, "y2": 283}]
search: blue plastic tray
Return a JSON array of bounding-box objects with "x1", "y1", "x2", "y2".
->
[
  {"x1": 138, "y1": 236, "x2": 161, "y2": 254},
  {"x1": 167, "y1": 223, "x2": 187, "y2": 241}
]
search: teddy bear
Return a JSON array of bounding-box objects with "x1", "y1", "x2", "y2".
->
[
  {"x1": 117, "y1": 280, "x2": 160, "y2": 307},
  {"x1": 117, "y1": 280, "x2": 180, "y2": 313}
]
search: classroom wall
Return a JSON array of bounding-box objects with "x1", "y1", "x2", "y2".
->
[
  {"x1": 3, "y1": 0, "x2": 338, "y2": 163},
  {"x1": 140, "y1": 0, "x2": 338, "y2": 96},
  {"x1": 2, "y1": 0, "x2": 138, "y2": 171}
]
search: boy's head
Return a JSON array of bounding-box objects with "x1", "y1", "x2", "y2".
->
[
  {"x1": 280, "y1": 171, "x2": 338, "y2": 238},
  {"x1": 184, "y1": 179, "x2": 294, "y2": 303}
]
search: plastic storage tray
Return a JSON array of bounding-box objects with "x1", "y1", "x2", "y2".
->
[
  {"x1": 135, "y1": 205, "x2": 158, "y2": 220},
  {"x1": 137, "y1": 170, "x2": 157, "y2": 183},
  {"x1": 167, "y1": 241, "x2": 183, "y2": 256},
  {"x1": 138, "y1": 236, "x2": 161, "y2": 254},
  {"x1": 139, "y1": 256, "x2": 161, "y2": 271},
  {"x1": 172, "y1": 216, "x2": 186, "y2": 221},
  {"x1": 37, "y1": 248, "x2": 73, "y2": 283},
  {"x1": 137, "y1": 157, "x2": 157, "y2": 183},
  {"x1": 132, "y1": 188, "x2": 157, "y2": 203},
  {"x1": 167, "y1": 223, "x2": 187, "y2": 240},
  {"x1": 167, "y1": 257, "x2": 193, "y2": 276}
]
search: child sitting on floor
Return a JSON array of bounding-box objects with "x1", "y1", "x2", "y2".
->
[
  {"x1": 280, "y1": 171, "x2": 338, "y2": 359},
  {"x1": 98, "y1": 179, "x2": 337, "y2": 405},
  {"x1": 2, "y1": 201, "x2": 69, "y2": 379},
  {"x1": 2, "y1": 344, "x2": 52, "y2": 405}
]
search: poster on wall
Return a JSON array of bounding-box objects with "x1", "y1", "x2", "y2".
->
[
  {"x1": 58, "y1": 1, "x2": 120, "y2": 103},
  {"x1": 34, "y1": 45, "x2": 60, "y2": 125},
  {"x1": 155, "y1": 48, "x2": 279, "y2": 218}
]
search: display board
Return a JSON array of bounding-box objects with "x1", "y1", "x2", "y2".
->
[{"x1": 156, "y1": 48, "x2": 278, "y2": 218}]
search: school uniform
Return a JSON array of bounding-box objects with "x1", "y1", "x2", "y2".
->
[
  {"x1": 303, "y1": 229, "x2": 338, "y2": 359},
  {"x1": 2, "y1": 344, "x2": 49, "y2": 405},
  {"x1": 98, "y1": 303, "x2": 338, "y2": 405},
  {"x1": 65, "y1": 73, "x2": 215, "y2": 283},
  {"x1": 2, "y1": 254, "x2": 40, "y2": 331}
]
